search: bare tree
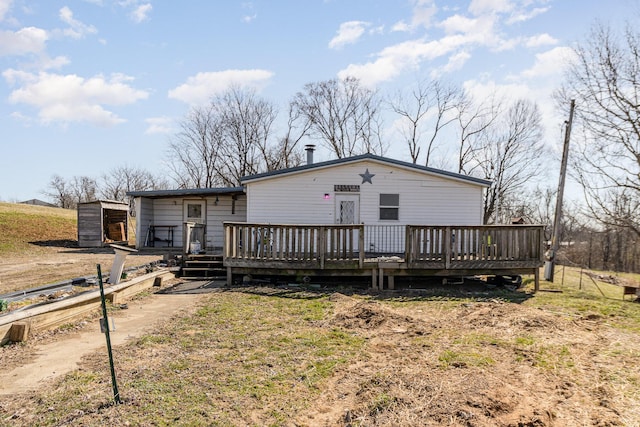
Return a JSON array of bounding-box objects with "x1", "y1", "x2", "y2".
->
[
  {"x1": 167, "y1": 103, "x2": 224, "y2": 189},
  {"x1": 70, "y1": 176, "x2": 98, "y2": 206},
  {"x1": 473, "y1": 99, "x2": 545, "y2": 223},
  {"x1": 559, "y1": 22, "x2": 640, "y2": 236},
  {"x1": 261, "y1": 103, "x2": 309, "y2": 171},
  {"x1": 167, "y1": 87, "x2": 281, "y2": 188},
  {"x1": 455, "y1": 94, "x2": 501, "y2": 175},
  {"x1": 214, "y1": 87, "x2": 278, "y2": 185},
  {"x1": 389, "y1": 79, "x2": 462, "y2": 165},
  {"x1": 43, "y1": 175, "x2": 74, "y2": 208},
  {"x1": 292, "y1": 77, "x2": 385, "y2": 158},
  {"x1": 100, "y1": 165, "x2": 169, "y2": 202},
  {"x1": 43, "y1": 175, "x2": 97, "y2": 208}
]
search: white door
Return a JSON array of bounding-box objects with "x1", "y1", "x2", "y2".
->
[
  {"x1": 335, "y1": 194, "x2": 360, "y2": 224},
  {"x1": 335, "y1": 194, "x2": 360, "y2": 253}
]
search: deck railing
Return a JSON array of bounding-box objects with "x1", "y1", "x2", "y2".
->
[
  {"x1": 364, "y1": 225, "x2": 405, "y2": 254},
  {"x1": 224, "y1": 222, "x2": 544, "y2": 271},
  {"x1": 406, "y1": 225, "x2": 544, "y2": 268},
  {"x1": 224, "y1": 222, "x2": 365, "y2": 269}
]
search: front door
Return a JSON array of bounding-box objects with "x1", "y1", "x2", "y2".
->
[
  {"x1": 335, "y1": 194, "x2": 360, "y2": 224},
  {"x1": 335, "y1": 194, "x2": 360, "y2": 253}
]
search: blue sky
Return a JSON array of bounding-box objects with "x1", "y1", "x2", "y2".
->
[{"x1": 0, "y1": 0, "x2": 637, "y2": 202}]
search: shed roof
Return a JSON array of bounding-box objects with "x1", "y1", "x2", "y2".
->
[
  {"x1": 241, "y1": 153, "x2": 491, "y2": 187},
  {"x1": 78, "y1": 199, "x2": 128, "y2": 206},
  {"x1": 127, "y1": 187, "x2": 245, "y2": 199}
]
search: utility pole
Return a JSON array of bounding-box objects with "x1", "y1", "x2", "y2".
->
[{"x1": 544, "y1": 99, "x2": 575, "y2": 282}]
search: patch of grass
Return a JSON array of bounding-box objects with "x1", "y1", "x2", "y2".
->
[
  {"x1": 524, "y1": 267, "x2": 640, "y2": 333},
  {"x1": 438, "y1": 349, "x2": 495, "y2": 368},
  {"x1": 533, "y1": 345, "x2": 575, "y2": 370},
  {"x1": 514, "y1": 335, "x2": 535, "y2": 346},
  {"x1": 16, "y1": 291, "x2": 364, "y2": 426},
  {"x1": 0, "y1": 202, "x2": 77, "y2": 256}
]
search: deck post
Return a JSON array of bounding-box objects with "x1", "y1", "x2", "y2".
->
[
  {"x1": 534, "y1": 267, "x2": 539, "y2": 293},
  {"x1": 319, "y1": 227, "x2": 326, "y2": 269},
  {"x1": 358, "y1": 225, "x2": 365, "y2": 268},
  {"x1": 444, "y1": 227, "x2": 452, "y2": 269},
  {"x1": 405, "y1": 226, "x2": 412, "y2": 265},
  {"x1": 227, "y1": 266, "x2": 232, "y2": 286},
  {"x1": 371, "y1": 268, "x2": 378, "y2": 290},
  {"x1": 378, "y1": 266, "x2": 384, "y2": 290}
]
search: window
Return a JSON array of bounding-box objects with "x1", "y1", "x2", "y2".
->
[
  {"x1": 187, "y1": 203, "x2": 202, "y2": 219},
  {"x1": 379, "y1": 193, "x2": 399, "y2": 220}
]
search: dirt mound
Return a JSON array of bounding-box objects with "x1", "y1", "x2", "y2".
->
[
  {"x1": 331, "y1": 298, "x2": 413, "y2": 331},
  {"x1": 456, "y1": 301, "x2": 564, "y2": 330}
]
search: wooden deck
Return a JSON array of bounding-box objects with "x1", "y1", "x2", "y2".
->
[{"x1": 223, "y1": 223, "x2": 545, "y2": 290}]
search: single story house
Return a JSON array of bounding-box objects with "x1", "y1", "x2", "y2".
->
[
  {"x1": 127, "y1": 152, "x2": 490, "y2": 254},
  {"x1": 240, "y1": 153, "x2": 490, "y2": 253}
]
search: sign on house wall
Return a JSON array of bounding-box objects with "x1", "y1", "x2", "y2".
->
[{"x1": 334, "y1": 185, "x2": 360, "y2": 192}]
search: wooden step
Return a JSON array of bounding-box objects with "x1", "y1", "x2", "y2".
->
[{"x1": 181, "y1": 254, "x2": 225, "y2": 279}]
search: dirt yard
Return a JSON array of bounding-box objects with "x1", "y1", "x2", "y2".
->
[
  {"x1": 0, "y1": 246, "x2": 166, "y2": 295},
  {"x1": 1, "y1": 250, "x2": 639, "y2": 426}
]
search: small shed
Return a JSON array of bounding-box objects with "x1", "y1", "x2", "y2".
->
[{"x1": 77, "y1": 200, "x2": 129, "y2": 247}]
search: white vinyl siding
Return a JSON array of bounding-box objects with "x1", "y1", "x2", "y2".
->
[
  {"x1": 133, "y1": 194, "x2": 247, "y2": 249},
  {"x1": 246, "y1": 160, "x2": 485, "y2": 226}
]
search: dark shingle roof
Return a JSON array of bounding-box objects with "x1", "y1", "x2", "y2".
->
[{"x1": 241, "y1": 153, "x2": 491, "y2": 187}]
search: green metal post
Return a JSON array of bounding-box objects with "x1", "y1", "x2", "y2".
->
[{"x1": 97, "y1": 264, "x2": 122, "y2": 404}]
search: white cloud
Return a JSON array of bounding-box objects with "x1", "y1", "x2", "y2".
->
[
  {"x1": 168, "y1": 69, "x2": 274, "y2": 105},
  {"x1": 519, "y1": 46, "x2": 575, "y2": 79},
  {"x1": 469, "y1": 0, "x2": 513, "y2": 16},
  {"x1": 431, "y1": 50, "x2": 471, "y2": 78},
  {"x1": 342, "y1": 0, "x2": 557, "y2": 87},
  {"x1": 145, "y1": 116, "x2": 173, "y2": 134},
  {"x1": 242, "y1": 14, "x2": 257, "y2": 23},
  {"x1": 338, "y1": 37, "x2": 466, "y2": 86},
  {"x1": 392, "y1": 0, "x2": 437, "y2": 32},
  {"x1": 329, "y1": 21, "x2": 370, "y2": 49},
  {"x1": 3, "y1": 70, "x2": 149, "y2": 126},
  {"x1": 525, "y1": 33, "x2": 557, "y2": 48},
  {"x1": 463, "y1": 78, "x2": 532, "y2": 102},
  {"x1": 58, "y1": 6, "x2": 97, "y2": 39},
  {"x1": 507, "y1": 6, "x2": 549, "y2": 24},
  {"x1": 0, "y1": 0, "x2": 12, "y2": 21},
  {"x1": 40, "y1": 55, "x2": 70, "y2": 70},
  {"x1": 130, "y1": 3, "x2": 152, "y2": 23},
  {"x1": 0, "y1": 26, "x2": 48, "y2": 56}
]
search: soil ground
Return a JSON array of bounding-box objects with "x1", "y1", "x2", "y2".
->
[
  {"x1": 1, "y1": 249, "x2": 639, "y2": 425},
  {"x1": 0, "y1": 246, "x2": 167, "y2": 295}
]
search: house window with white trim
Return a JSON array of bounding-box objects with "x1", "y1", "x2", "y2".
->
[{"x1": 379, "y1": 194, "x2": 399, "y2": 220}]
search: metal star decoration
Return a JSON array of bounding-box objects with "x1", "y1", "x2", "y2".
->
[{"x1": 359, "y1": 168, "x2": 375, "y2": 184}]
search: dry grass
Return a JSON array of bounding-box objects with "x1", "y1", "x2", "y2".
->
[
  {"x1": 2, "y1": 275, "x2": 640, "y2": 426},
  {"x1": 0, "y1": 202, "x2": 77, "y2": 255}
]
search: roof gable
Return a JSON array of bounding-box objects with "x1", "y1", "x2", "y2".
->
[{"x1": 241, "y1": 154, "x2": 491, "y2": 187}]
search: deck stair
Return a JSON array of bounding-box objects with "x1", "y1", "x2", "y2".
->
[{"x1": 181, "y1": 254, "x2": 225, "y2": 280}]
